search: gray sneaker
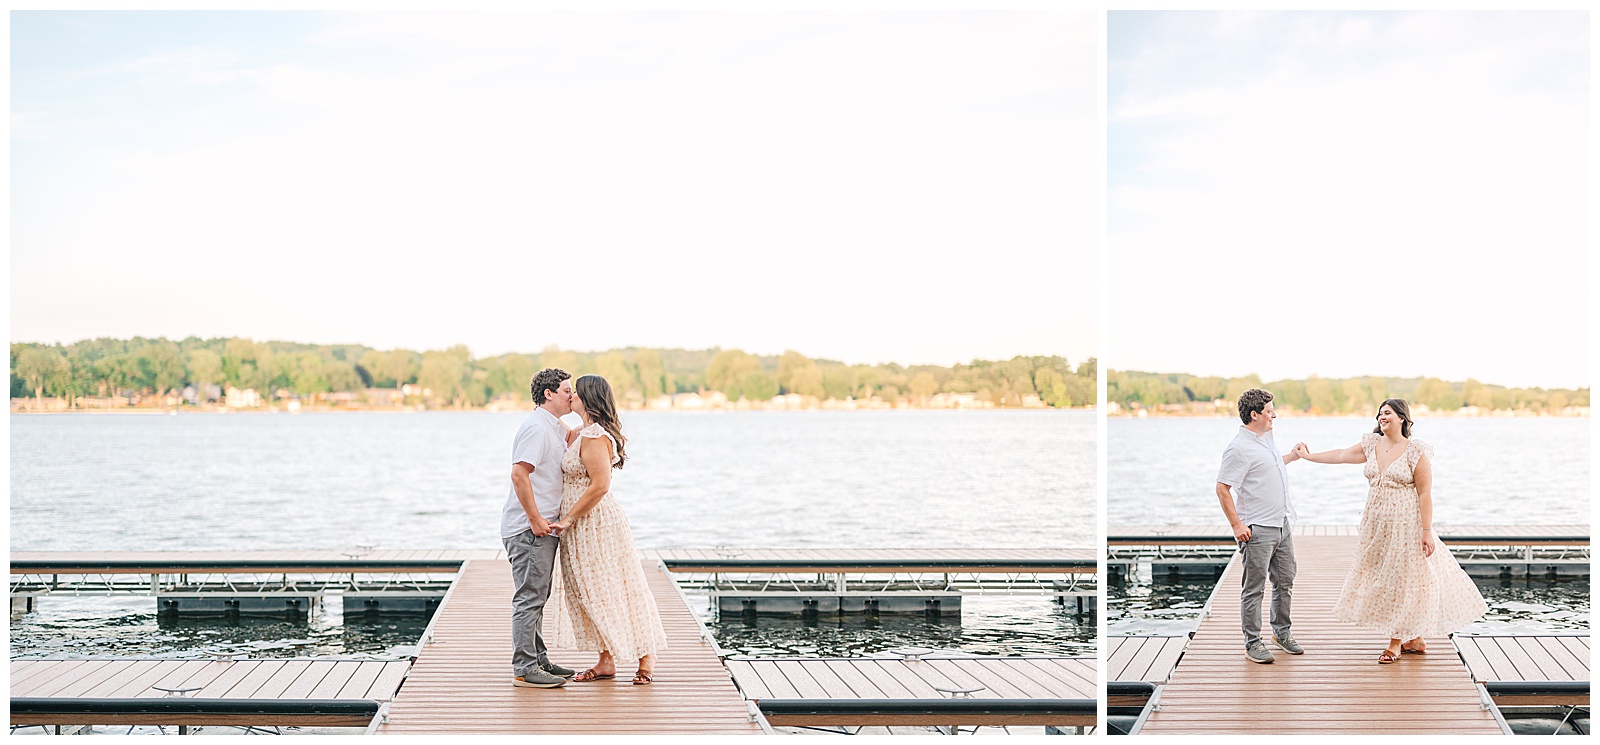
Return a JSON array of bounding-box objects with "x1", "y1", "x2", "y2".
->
[
  {"x1": 1245, "y1": 640, "x2": 1276, "y2": 664},
  {"x1": 1273, "y1": 634, "x2": 1304, "y2": 655},
  {"x1": 539, "y1": 660, "x2": 576, "y2": 678},
  {"x1": 512, "y1": 668, "x2": 568, "y2": 688}
]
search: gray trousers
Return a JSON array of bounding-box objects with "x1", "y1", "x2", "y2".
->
[
  {"x1": 1240, "y1": 522, "x2": 1295, "y2": 646},
  {"x1": 504, "y1": 529, "x2": 560, "y2": 679}
]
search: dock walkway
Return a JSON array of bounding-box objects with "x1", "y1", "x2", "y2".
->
[
  {"x1": 1135, "y1": 534, "x2": 1507, "y2": 735},
  {"x1": 375, "y1": 557, "x2": 761, "y2": 734}
]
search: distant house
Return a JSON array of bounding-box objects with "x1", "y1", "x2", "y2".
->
[
  {"x1": 224, "y1": 387, "x2": 261, "y2": 408},
  {"x1": 928, "y1": 392, "x2": 990, "y2": 410},
  {"x1": 366, "y1": 388, "x2": 405, "y2": 407}
]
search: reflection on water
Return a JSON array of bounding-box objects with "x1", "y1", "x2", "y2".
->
[
  {"x1": 10, "y1": 596, "x2": 427, "y2": 659},
  {"x1": 1109, "y1": 572, "x2": 1589, "y2": 636},
  {"x1": 693, "y1": 594, "x2": 1094, "y2": 657}
]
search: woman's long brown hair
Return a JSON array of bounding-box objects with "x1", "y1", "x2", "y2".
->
[
  {"x1": 1372, "y1": 398, "x2": 1414, "y2": 439},
  {"x1": 575, "y1": 374, "x2": 627, "y2": 469}
]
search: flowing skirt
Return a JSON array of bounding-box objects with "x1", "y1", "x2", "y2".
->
[
  {"x1": 1332, "y1": 503, "x2": 1488, "y2": 639},
  {"x1": 551, "y1": 493, "x2": 668, "y2": 663}
]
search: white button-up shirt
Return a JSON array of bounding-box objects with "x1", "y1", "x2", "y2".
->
[
  {"x1": 1217, "y1": 426, "x2": 1296, "y2": 529},
  {"x1": 500, "y1": 408, "x2": 568, "y2": 536}
]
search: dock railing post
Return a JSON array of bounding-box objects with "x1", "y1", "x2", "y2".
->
[
  {"x1": 363, "y1": 702, "x2": 391, "y2": 735},
  {"x1": 1475, "y1": 683, "x2": 1514, "y2": 734}
]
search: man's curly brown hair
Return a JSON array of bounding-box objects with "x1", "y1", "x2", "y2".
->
[
  {"x1": 530, "y1": 368, "x2": 571, "y2": 404},
  {"x1": 1237, "y1": 388, "x2": 1274, "y2": 425}
]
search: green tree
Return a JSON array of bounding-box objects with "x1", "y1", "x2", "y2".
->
[
  {"x1": 910, "y1": 371, "x2": 941, "y2": 401},
  {"x1": 418, "y1": 346, "x2": 471, "y2": 407},
  {"x1": 15, "y1": 347, "x2": 69, "y2": 405},
  {"x1": 1186, "y1": 376, "x2": 1226, "y2": 403},
  {"x1": 325, "y1": 359, "x2": 362, "y2": 393},
  {"x1": 820, "y1": 365, "x2": 856, "y2": 400},
  {"x1": 1223, "y1": 375, "x2": 1264, "y2": 407},
  {"x1": 1463, "y1": 378, "x2": 1492, "y2": 409},
  {"x1": 594, "y1": 352, "x2": 639, "y2": 400},
  {"x1": 140, "y1": 342, "x2": 186, "y2": 395},
  {"x1": 187, "y1": 349, "x2": 222, "y2": 396},
  {"x1": 289, "y1": 352, "x2": 331, "y2": 394},
  {"x1": 1032, "y1": 367, "x2": 1068, "y2": 407},
  {"x1": 537, "y1": 347, "x2": 580, "y2": 377},
  {"x1": 1337, "y1": 378, "x2": 1371, "y2": 413},
  {"x1": 1305, "y1": 377, "x2": 1337, "y2": 414},
  {"x1": 1270, "y1": 379, "x2": 1308, "y2": 412},
  {"x1": 706, "y1": 350, "x2": 763, "y2": 400},
  {"x1": 777, "y1": 351, "x2": 824, "y2": 398},
  {"x1": 633, "y1": 349, "x2": 670, "y2": 398},
  {"x1": 1414, "y1": 377, "x2": 1461, "y2": 411}
]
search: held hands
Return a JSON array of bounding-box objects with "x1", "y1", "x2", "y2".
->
[
  {"x1": 1291, "y1": 442, "x2": 1311, "y2": 461},
  {"x1": 549, "y1": 520, "x2": 569, "y2": 536},
  {"x1": 530, "y1": 518, "x2": 554, "y2": 537}
]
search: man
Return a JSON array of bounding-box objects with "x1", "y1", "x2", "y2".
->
[
  {"x1": 1216, "y1": 388, "x2": 1306, "y2": 664},
  {"x1": 500, "y1": 368, "x2": 578, "y2": 688}
]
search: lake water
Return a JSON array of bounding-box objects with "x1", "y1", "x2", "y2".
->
[
  {"x1": 1109, "y1": 416, "x2": 1589, "y2": 525},
  {"x1": 9, "y1": 410, "x2": 1095, "y2": 657}
]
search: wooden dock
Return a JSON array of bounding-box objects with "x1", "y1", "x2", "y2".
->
[
  {"x1": 11, "y1": 548, "x2": 1102, "y2": 733},
  {"x1": 9, "y1": 658, "x2": 408, "y2": 727},
  {"x1": 1134, "y1": 534, "x2": 1508, "y2": 735},
  {"x1": 374, "y1": 557, "x2": 762, "y2": 734},
  {"x1": 1455, "y1": 634, "x2": 1590, "y2": 706},
  {"x1": 1106, "y1": 636, "x2": 1185, "y2": 686},
  {"x1": 725, "y1": 656, "x2": 1096, "y2": 728}
]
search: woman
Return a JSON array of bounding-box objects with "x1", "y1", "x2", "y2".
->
[
  {"x1": 548, "y1": 374, "x2": 668, "y2": 685},
  {"x1": 1294, "y1": 398, "x2": 1486, "y2": 664}
]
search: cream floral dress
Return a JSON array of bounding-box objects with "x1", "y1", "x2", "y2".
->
[
  {"x1": 1331, "y1": 434, "x2": 1487, "y2": 639},
  {"x1": 551, "y1": 423, "x2": 667, "y2": 663}
]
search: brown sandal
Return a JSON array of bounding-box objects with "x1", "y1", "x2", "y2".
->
[
  {"x1": 574, "y1": 668, "x2": 615, "y2": 682},
  {"x1": 1401, "y1": 641, "x2": 1427, "y2": 654},
  {"x1": 632, "y1": 670, "x2": 654, "y2": 685},
  {"x1": 1378, "y1": 649, "x2": 1399, "y2": 664}
]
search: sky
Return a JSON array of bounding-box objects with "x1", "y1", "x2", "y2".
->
[
  {"x1": 1108, "y1": 11, "x2": 1590, "y2": 390},
  {"x1": 10, "y1": 10, "x2": 1098, "y2": 368}
]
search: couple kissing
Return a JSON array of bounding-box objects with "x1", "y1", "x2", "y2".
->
[{"x1": 500, "y1": 368, "x2": 668, "y2": 688}]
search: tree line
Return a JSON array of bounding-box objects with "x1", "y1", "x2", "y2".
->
[
  {"x1": 1108, "y1": 370, "x2": 1589, "y2": 415},
  {"x1": 10, "y1": 337, "x2": 1095, "y2": 409}
]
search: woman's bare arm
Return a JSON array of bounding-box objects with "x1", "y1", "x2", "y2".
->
[
  {"x1": 1415, "y1": 453, "x2": 1434, "y2": 557},
  {"x1": 1298, "y1": 442, "x2": 1365, "y2": 465}
]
